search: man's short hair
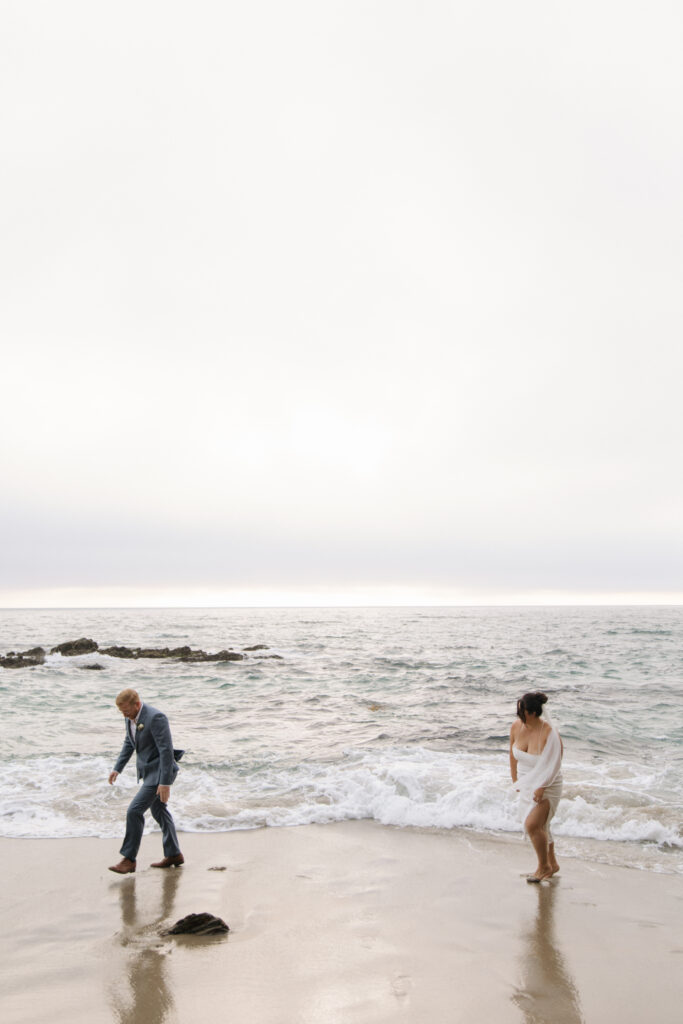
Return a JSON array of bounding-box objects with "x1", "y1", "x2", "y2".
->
[{"x1": 115, "y1": 688, "x2": 140, "y2": 708}]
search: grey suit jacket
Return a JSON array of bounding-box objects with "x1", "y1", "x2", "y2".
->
[{"x1": 113, "y1": 703, "x2": 184, "y2": 787}]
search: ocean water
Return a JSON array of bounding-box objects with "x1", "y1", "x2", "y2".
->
[{"x1": 1, "y1": 606, "x2": 681, "y2": 873}]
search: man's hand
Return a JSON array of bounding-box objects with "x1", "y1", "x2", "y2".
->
[
  {"x1": 108, "y1": 771, "x2": 119, "y2": 785},
  {"x1": 157, "y1": 785, "x2": 171, "y2": 803}
]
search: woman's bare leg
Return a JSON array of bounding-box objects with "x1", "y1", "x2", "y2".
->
[
  {"x1": 548, "y1": 842, "x2": 560, "y2": 875},
  {"x1": 524, "y1": 800, "x2": 553, "y2": 880}
]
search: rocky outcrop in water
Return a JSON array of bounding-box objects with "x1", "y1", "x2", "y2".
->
[
  {"x1": 97, "y1": 645, "x2": 136, "y2": 658},
  {"x1": 180, "y1": 649, "x2": 245, "y2": 663},
  {"x1": 0, "y1": 647, "x2": 46, "y2": 668},
  {"x1": 99, "y1": 645, "x2": 245, "y2": 662},
  {"x1": 0, "y1": 638, "x2": 277, "y2": 668},
  {"x1": 166, "y1": 913, "x2": 229, "y2": 935},
  {"x1": 98, "y1": 645, "x2": 189, "y2": 659},
  {"x1": 50, "y1": 638, "x2": 98, "y2": 656}
]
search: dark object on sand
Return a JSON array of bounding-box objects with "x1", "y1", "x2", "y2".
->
[
  {"x1": 167, "y1": 913, "x2": 229, "y2": 935},
  {"x1": 208, "y1": 866, "x2": 227, "y2": 871}
]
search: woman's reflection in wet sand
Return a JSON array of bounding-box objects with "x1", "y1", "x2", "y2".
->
[
  {"x1": 110, "y1": 871, "x2": 181, "y2": 1024},
  {"x1": 512, "y1": 882, "x2": 583, "y2": 1024}
]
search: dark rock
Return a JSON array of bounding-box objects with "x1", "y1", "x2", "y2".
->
[
  {"x1": 78, "y1": 664, "x2": 104, "y2": 671},
  {"x1": 258, "y1": 654, "x2": 284, "y2": 660},
  {"x1": 50, "y1": 638, "x2": 99, "y2": 656},
  {"x1": 99, "y1": 645, "x2": 136, "y2": 659},
  {"x1": 1, "y1": 653, "x2": 45, "y2": 668},
  {"x1": 98, "y1": 646, "x2": 196, "y2": 660},
  {"x1": 2, "y1": 638, "x2": 258, "y2": 669},
  {"x1": 166, "y1": 913, "x2": 229, "y2": 936},
  {"x1": 205, "y1": 649, "x2": 245, "y2": 662},
  {"x1": 179, "y1": 649, "x2": 245, "y2": 663}
]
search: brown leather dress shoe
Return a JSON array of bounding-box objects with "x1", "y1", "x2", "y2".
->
[
  {"x1": 109, "y1": 858, "x2": 136, "y2": 874},
  {"x1": 150, "y1": 853, "x2": 185, "y2": 868}
]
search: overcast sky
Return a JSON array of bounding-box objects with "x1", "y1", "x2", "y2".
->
[{"x1": 2, "y1": 2, "x2": 682, "y2": 607}]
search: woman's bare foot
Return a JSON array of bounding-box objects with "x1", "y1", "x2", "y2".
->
[{"x1": 526, "y1": 863, "x2": 553, "y2": 883}]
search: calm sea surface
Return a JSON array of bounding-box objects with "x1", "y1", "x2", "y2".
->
[{"x1": 1, "y1": 606, "x2": 681, "y2": 873}]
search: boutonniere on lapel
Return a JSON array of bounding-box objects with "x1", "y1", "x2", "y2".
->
[{"x1": 136, "y1": 723, "x2": 145, "y2": 732}]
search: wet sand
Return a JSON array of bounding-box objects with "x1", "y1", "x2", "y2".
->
[{"x1": 1, "y1": 822, "x2": 682, "y2": 1023}]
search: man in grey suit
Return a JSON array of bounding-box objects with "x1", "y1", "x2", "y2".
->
[{"x1": 108, "y1": 688, "x2": 185, "y2": 874}]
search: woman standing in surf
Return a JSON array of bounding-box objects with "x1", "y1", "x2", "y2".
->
[{"x1": 509, "y1": 692, "x2": 563, "y2": 882}]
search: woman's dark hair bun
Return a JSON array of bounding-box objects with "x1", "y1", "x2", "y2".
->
[{"x1": 516, "y1": 691, "x2": 549, "y2": 722}]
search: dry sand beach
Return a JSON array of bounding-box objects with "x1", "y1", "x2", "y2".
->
[{"x1": 2, "y1": 822, "x2": 682, "y2": 1024}]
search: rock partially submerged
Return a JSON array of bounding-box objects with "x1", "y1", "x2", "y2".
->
[
  {"x1": 179, "y1": 649, "x2": 244, "y2": 663},
  {"x1": 98, "y1": 645, "x2": 136, "y2": 658},
  {"x1": 98, "y1": 645, "x2": 245, "y2": 662},
  {"x1": 50, "y1": 638, "x2": 98, "y2": 656},
  {"x1": 166, "y1": 913, "x2": 229, "y2": 936},
  {"x1": 48, "y1": 640, "x2": 245, "y2": 662},
  {"x1": 98, "y1": 645, "x2": 185, "y2": 659},
  {"x1": 0, "y1": 646, "x2": 46, "y2": 668}
]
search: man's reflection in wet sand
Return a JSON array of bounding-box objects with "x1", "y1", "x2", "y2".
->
[
  {"x1": 512, "y1": 882, "x2": 583, "y2": 1024},
  {"x1": 110, "y1": 871, "x2": 181, "y2": 1024}
]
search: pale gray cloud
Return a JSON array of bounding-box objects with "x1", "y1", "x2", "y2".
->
[{"x1": 2, "y1": 2, "x2": 682, "y2": 605}]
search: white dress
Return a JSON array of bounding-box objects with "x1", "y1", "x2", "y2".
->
[{"x1": 513, "y1": 729, "x2": 563, "y2": 842}]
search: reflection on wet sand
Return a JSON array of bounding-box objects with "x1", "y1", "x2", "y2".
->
[
  {"x1": 109, "y1": 871, "x2": 181, "y2": 1024},
  {"x1": 513, "y1": 882, "x2": 583, "y2": 1024}
]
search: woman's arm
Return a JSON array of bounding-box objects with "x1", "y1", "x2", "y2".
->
[{"x1": 509, "y1": 724, "x2": 518, "y2": 783}]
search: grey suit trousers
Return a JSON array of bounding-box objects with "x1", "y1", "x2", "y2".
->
[{"x1": 120, "y1": 783, "x2": 181, "y2": 861}]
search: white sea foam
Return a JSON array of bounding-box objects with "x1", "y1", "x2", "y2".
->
[{"x1": 2, "y1": 748, "x2": 680, "y2": 866}]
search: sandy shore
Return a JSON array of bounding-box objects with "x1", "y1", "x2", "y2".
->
[{"x1": 1, "y1": 822, "x2": 682, "y2": 1024}]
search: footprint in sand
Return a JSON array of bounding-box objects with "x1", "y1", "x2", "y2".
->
[{"x1": 392, "y1": 973, "x2": 413, "y2": 1000}]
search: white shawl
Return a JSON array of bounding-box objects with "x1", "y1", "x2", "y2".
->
[{"x1": 517, "y1": 724, "x2": 563, "y2": 802}]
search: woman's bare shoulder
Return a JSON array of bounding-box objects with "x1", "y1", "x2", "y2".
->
[
  {"x1": 539, "y1": 720, "x2": 553, "y2": 750},
  {"x1": 510, "y1": 720, "x2": 521, "y2": 739}
]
